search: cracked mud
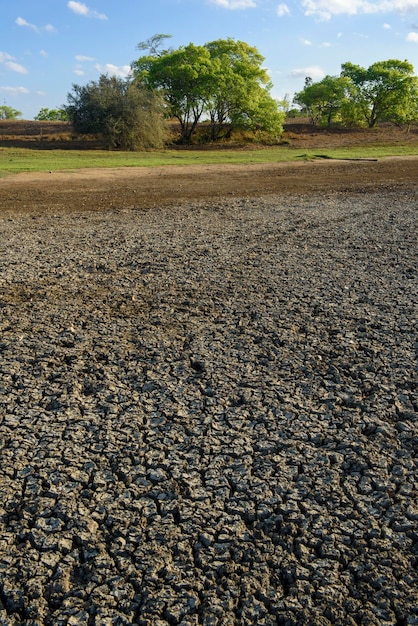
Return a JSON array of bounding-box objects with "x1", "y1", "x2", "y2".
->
[{"x1": 0, "y1": 162, "x2": 417, "y2": 625}]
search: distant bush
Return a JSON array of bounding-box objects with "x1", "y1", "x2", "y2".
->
[
  {"x1": 0, "y1": 105, "x2": 22, "y2": 119},
  {"x1": 65, "y1": 75, "x2": 167, "y2": 150},
  {"x1": 35, "y1": 108, "x2": 68, "y2": 121}
]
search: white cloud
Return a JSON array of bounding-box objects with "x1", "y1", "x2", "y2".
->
[
  {"x1": 16, "y1": 16, "x2": 56, "y2": 32},
  {"x1": 290, "y1": 65, "x2": 325, "y2": 79},
  {"x1": 0, "y1": 86, "x2": 30, "y2": 95},
  {"x1": 277, "y1": 3, "x2": 291, "y2": 16},
  {"x1": 4, "y1": 61, "x2": 28, "y2": 74},
  {"x1": 406, "y1": 31, "x2": 418, "y2": 40},
  {"x1": 16, "y1": 17, "x2": 38, "y2": 32},
  {"x1": 383, "y1": 22, "x2": 392, "y2": 27},
  {"x1": 0, "y1": 52, "x2": 13, "y2": 63},
  {"x1": 301, "y1": 38, "x2": 313, "y2": 45},
  {"x1": 302, "y1": 0, "x2": 418, "y2": 20},
  {"x1": 67, "y1": 1, "x2": 108, "y2": 19},
  {"x1": 0, "y1": 52, "x2": 28, "y2": 74},
  {"x1": 74, "y1": 68, "x2": 86, "y2": 76},
  {"x1": 210, "y1": 0, "x2": 256, "y2": 8},
  {"x1": 76, "y1": 55, "x2": 95, "y2": 62},
  {"x1": 95, "y1": 63, "x2": 131, "y2": 78},
  {"x1": 394, "y1": 0, "x2": 418, "y2": 12},
  {"x1": 40, "y1": 50, "x2": 48, "y2": 58}
]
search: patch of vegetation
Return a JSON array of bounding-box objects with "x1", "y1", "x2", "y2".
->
[
  {"x1": 0, "y1": 143, "x2": 417, "y2": 177},
  {"x1": 294, "y1": 60, "x2": 418, "y2": 129},
  {"x1": 131, "y1": 35, "x2": 284, "y2": 144},
  {"x1": 65, "y1": 75, "x2": 167, "y2": 150}
]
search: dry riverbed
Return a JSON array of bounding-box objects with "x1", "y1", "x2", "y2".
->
[{"x1": 0, "y1": 161, "x2": 417, "y2": 625}]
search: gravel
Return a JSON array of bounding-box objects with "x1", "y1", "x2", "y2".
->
[{"x1": 1, "y1": 189, "x2": 417, "y2": 625}]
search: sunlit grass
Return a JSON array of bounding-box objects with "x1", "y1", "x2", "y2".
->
[
  {"x1": 0, "y1": 143, "x2": 417, "y2": 176},
  {"x1": 304, "y1": 144, "x2": 418, "y2": 160}
]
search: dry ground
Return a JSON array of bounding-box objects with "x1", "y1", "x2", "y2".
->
[
  {"x1": 0, "y1": 157, "x2": 417, "y2": 215},
  {"x1": 1, "y1": 122, "x2": 417, "y2": 625}
]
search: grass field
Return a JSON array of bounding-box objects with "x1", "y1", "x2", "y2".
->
[{"x1": 1, "y1": 143, "x2": 418, "y2": 177}]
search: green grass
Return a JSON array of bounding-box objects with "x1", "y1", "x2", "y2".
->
[
  {"x1": 299, "y1": 144, "x2": 418, "y2": 161},
  {"x1": 0, "y1": 143, "x2": 417, "y2": 176}
]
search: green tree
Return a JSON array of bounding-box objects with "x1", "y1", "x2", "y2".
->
[
  {"x1": 35, "y1": 108, "x2": 68, "y2": 121},
  {"x1": 0, "y1": 105, "x2": 22, "y2": 119},
  {"x1": 247, "y1": 87, "x2": 284, "y2": 137},
  {"x1": 132, "y1": 43, "x2": 212, "y2": 143},
  {"x1": 389, "y1": 76, "x2": 418, "y2": 129},
  {"x1": 204, "y1": 38, "x2": 283, "y2": 140},
  {"x1": 65, "y1": 74, "x2": 166, "y2": 150},
  {"x1": 132, "y1": 36, "x2": 284, "y2": 143},
  {"x1": 341, "y1": 59, "x2": 417, "y2": 127},
  {"x1": 293, "y1": 75, "x2": 354, "y2": 127}
]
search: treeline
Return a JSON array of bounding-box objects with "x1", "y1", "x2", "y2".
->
[
  {"x1": 32, "y1": 36, "x2": 418, "y2": 150},
  {"x1": 293, "y1": 60, "x2": 418, "y2": 129},
  {"x1": 63, "y1": 35, "x2": 284, "y2": 149}
]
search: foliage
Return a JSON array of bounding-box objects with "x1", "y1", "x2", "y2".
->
[
  {"x1": 389, "y1": 77, "x2": 418, "y2": 129},
  {"x1": 133, "y1": 43, "x2": 212, "y2": 143},
  {"x1": 35, "y1": 108, "x2": 68, "y2": 121},
  {"x1": 0, "y1": 105, "x2": 22, "y2": 119},
  {"x1": 294, "y1": 75, "x2": 354, "y2": 127},
  {"x1": 65, "y1": 75, "x2": 167, "y2": 150},
  {"x1": 2, "y1": 136, "x2": 418, "y2": 177},
  {"x1": 293, "y1": 59, "x2": 418, "y2": 129},
  {"x1": 277, "y1": 94, "x2": 292, "y2": 114},
  {"x1": 341, "y1": 59, "x2": 417, "y2": 128},
  {"x1": 132, "y1": 37, "x2": 284, "y2": 143},
  {"x1": 205, "y1": 39, "x2": 283, "y2": 141}
]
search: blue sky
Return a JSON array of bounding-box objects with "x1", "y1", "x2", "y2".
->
[{"x1": 2, "y1": 0, "x2": 418, "y2": 119}]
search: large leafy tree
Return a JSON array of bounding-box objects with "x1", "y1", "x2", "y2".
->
[
  {"x1": 65, "y1": 74, "x2": 166, "y2": 150},
  {"x1": 341, "y1": 59, "x2": 417, "y2": 127},
  {"x1": 293, "y1": 75, "x2": 354, "y2": 127},
  {"x1": 132, "y1": 43, "x2": 212, "y2": 143},
  {"x1": 132, "y1": 37, "x2": 284, "y2": 143},
  {"x1": 204, "y1": 38, "x2": 283, "y2": 140}
]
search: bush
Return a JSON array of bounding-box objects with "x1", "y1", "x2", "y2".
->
[{"x1": 65, "y1": 75, "x2": 167, "y2": 150}]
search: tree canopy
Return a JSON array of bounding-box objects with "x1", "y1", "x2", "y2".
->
[
  {"x1": 341, "y1": 59, "x2": 418, "y2": 127},
  {"x1": 132, "y1": 37, "x2": 284, "y2": 143},
  {"x1": 294, "y1": 75, "x2": 354, "y2": 127},
  {"x1": 133, "y1": 43, "x2": 212, "y2": 143}
]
